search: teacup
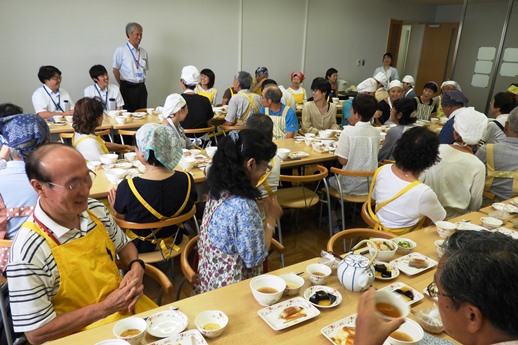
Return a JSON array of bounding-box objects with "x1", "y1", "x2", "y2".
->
[
  {"x1": 439, "y1": 117, "x2": 448, "y2": 125},
  {"x1": 179, "y1": 157, "x2": 195, "y2": 172},
  {"x1": 374, "y1": 290, "x2": 410, "y2": 320},
  {"x1": 306, "y1": 263, "x2": 331, "y2": 285},
  {"x1": 113, "y1": 317, "x2": 146, "y2": 345}
]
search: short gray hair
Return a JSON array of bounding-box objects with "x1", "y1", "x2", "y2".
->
[
  {"x1": 126, "y1": 22, "x2": 143, "y2": 37},
  {"x1": 507, "y1": 107, "x2": 518, "y2": 135},
  {"x1": 235, "y1": 71, "x2": 252, "y2": 90}
]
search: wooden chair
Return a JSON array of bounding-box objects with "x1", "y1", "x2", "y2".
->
[
  {"x1": 326, "y1": 228, "x2": 396, "y2": 255},
  {"x1": 179, "y1": 236, "x2": 285, "y2": 299},
  {"x1": 183, "y1": 126, "x2": 217, "y2": 147},
  {"x1": 115, "y1": 260, "x2": 173, "y2": 305},
  {"x1": 276, "y1": 165, "x2": 332, "y2": 237},
  {"x1": 0, "y1": 239, "x2": 12, "y2": 284},
  {"x1": 378, "y1": 159, "x2": 395, "y2": 167},
  {"x1": 219, "y1": 124, "x2": 246, "y2": 136},
  {"x1": 327, "y1": 167, "x2": 376, "y2": 225},
  {"x1": 0, "y1": 282, "x2": 27, "y2": 345},
  {"x1": 112, "y1": 205, "x2": 199, "y2": 282},
  {"x1": 118, "y1": 129, "x2": 137, "y2": 145},
  {"x1": 361, "y1": 201, "x2": 377, "y2": 228}
]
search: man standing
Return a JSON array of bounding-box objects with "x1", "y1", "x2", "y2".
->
[
  {"x1": 113, "y1": 22, "x2": 148, "y2": 112},
  {"x1": 259, "y1": 85, "x2": 298, "y2": 139},
  {"x1": 7, "y1": 144, "x2": 156, "y2": 344},
  {"x1": 84, "y1": 65, "x2": 124, "y2": 110},
  {"x1": 224, "y1": 71, "x2": 260, "y2": 126}
]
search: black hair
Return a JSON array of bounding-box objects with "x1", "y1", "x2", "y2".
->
[
  {"x1": 207, "y1": 129, "x2": 277, "y2": 200},
  {"x1": 383, "y1": 52, "x2": 393, "y2": 61},
  {"x1": 392, "y1": 98, "x2": 417, "y2": 125},
  {"x1": 38, "y1": 65, "x2": 61, "y2": 83},
  {"x1": 310, "y1": 77, "x2": 331, "y2": 95},
  {"x1": 263, "y1": 86, "x2": 282, "y2": 103},
  {"x1": 352, "y1": 94, "x2": 378, "y2": 121},
  {"x1": 200, "y1": 68, "x2": 215, "y2": 89},
  {"x1": 423, "y1": 82, "x2": 438, "y2": 94},
  {"x1": 325, "y1": 68, "x2": 338, "y2": 80},
  {"x1": 493, "y1": 92, "x2": 516, "y2": 114},
  {"x1": 393, "y1": 127, "x2": 439, "y2": 174},
  {"x1": 89, "y1": 64, "x2": 108, "y2": 80},
  {"x1": 0, "y1": 103, "x2": 23, "y2": 118},
  {"x1": 246, "y1": 114, "x2": 274, "y2": 141},
  {"x1": 261, "y1": 79, "x2": 278, "y2": 89}
]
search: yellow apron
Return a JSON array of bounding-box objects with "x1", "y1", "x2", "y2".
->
[
  {"x1": 24, "y1": 211, "x2": 156, "y2": 330},
  {"x1": 435, "y1": 95, "x2": 446, "y2": 118},
  {"x1": 288, "y1": 88, "x2": 305, "y2": 105},
  {"x1": 196, "y1": 85, "x2": 216, "y2": 105},
  {"x1": 484, "y1": 144, "x2": 518, "y2": 196},
  {"x1": 367, "y1": 167, "x2": 426, "y2": 235},
  {"x1": 72, "y1": 134, "x2": 109, "y2": 155},
  {"x1": 265, "y1": 106, "x2": 290, "y2": 140},
  {"x1": 236, "y1": 92, "x2": 259, "y2": 125},
  {"x1": 255, "y1": 158, "x2": 275, "y2": 196},
  {"x1": 124, "y1": 175, "x2": 191, "y2": 258}
]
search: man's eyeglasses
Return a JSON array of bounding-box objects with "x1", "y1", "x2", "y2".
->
[
  {"x1": 426, "y1": 280, "x2": 454, "y2": 300},
  {"x1": 51, "y1": 76, "x2": 62, "y2": 81},
  {"x1": 46, "y1": 170, "x2": 96, "y2": 191}
]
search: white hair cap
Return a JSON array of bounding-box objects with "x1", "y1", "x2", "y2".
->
[
  {"x1": 441, "y1": 80, "x2": 462, "y2": 92},
  {"x1": 453, "y1": 107, "x2": 488, "y2": 145},
  {"x1": 388, "y1": 80, "x2": 403, "y2": 90},
  {"x1": 180, "y1": 65, "x2": 200, "y2": 86},
  {"x1": 373, "y1": 72, "x2": 388, "y2": 87},
  {"x1": 402, "y1": 75, "x2": 415, "y2": 85},
  {"x1": 160, "y1": 93, "x2": 186, "y2": 119},
  {"x1": 356, "y1": 78, "x2": 378, "y2": 93}
]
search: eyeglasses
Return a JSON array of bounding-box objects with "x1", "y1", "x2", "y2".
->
[
  {"x1": 51, "y1": 76, "x2": 62, "y2": 81},
  {"x1": 426, "y1": 280, "x2": 454, "y2": 300},
  {"x1": 46, "y1": 170, "x2": 96, "y2": 191}
]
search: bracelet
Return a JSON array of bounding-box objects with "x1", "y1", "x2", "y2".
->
[{"x1": 128, "y1": 258, "x2": 145, "y2": 271}]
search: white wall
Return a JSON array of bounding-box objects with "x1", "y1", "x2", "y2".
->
[
  {"x1": 1, "y1": 0, "x2": 438, "y2": 112},
  {"x1": 435, "y1": 4, "x2": 463, "y2": 23}
]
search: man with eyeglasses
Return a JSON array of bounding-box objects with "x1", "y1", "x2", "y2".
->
[
  {"x1": 6, "y1": 144, "x2": 156, "y2": 344},
  {"x1": 32, "y1": 65, "x2": 75, "y2": 119},
  {"x1": 354, "y1": 230, "x2": 518, "y2": 345}
]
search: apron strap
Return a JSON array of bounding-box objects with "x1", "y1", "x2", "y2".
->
[
  {"x1": 256, "y1": 158, "x2": 275, "y2": 196},
  {"x1": 73, "y1": 135, "x2": 109, "y2": 154}
]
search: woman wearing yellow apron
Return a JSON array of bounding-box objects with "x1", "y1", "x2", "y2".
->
[
  {"x1": 287, "y1": 71, "x2": 307, "y2": 105},
  {"x1": 367, "y1": 127, "x2": 446, "y2": 235},
  {"x1": 108, "y1": 123, "x2": 197, "y2": 254},
  {"x1": 72, "y1": 97, "x2": 132, "y2": 161},
  {"x1": 195, "y1": 68, "x2": 218, "y2": 105}
]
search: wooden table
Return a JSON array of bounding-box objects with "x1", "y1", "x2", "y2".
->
[
  {"x1": 106, "y1": 114, "x2": 161, "y2": 130},
  {"x1": 274, "y1": 138, "x2": 337, "y2": 168},
  {"x1": 47, "y1": 227, "x2": 457, "y2": 345},
  {"x1": 47, "y1": 119, "x2": 112, "y2": 135}
]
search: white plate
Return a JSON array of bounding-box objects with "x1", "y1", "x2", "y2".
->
[
  {"x1": 378, "y1": 282, "x2": 424, "y2": 305},
  {"x1": 492, "y1": 202, "x2": 518, "y2": 213},
  {"x1": 390, "y1": 253, "x2": 437, "y2": 276},
  {"x1": 146, "y1": 329, "x2": 208, "y2": 345},
  {"x1": 288, "y1": 151, "x2": 310, "y2": 159},
  {"x1": 294, "y1": 136, "x2": 305, "y2": 140},
  {"x1": 456, "y1": 222, "x2": 487, "y2": 231},
  {"x1": 373, "y1": 260, "x2": 400, "y2": 281},
  {"x1": 303, "y1": 285, "x2": 342, "y2": 309},
  {"x1": 258, "y1": 296, "x2": 320, "y2": 331},
  {"x1": 495, "y1": 227, "x2": 518, "y2": 239},
  {"x1": 321, "y1": 314, "x2": 357, "y2": 344},
  {"x1": 52, "y1": 121, "x2": 67, "y2": 126},
  {"x1": 132, "y1": 114, "x2": 146, "y2": 119},
  {"x1": 146, "y1": 309, "x2": 189, "y2": 338},
  {"x1": 315, "y1": 137, "x2": 335, "y2": 141}
]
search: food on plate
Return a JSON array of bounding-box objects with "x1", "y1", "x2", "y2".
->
[
  {"x1": 374, "y1": 263, "x2": 392, "y2": 278},
  {"x1": 257, "y1": 287, "x2": 278, "y2": 293},
  {"x1": 309, "y1": 290, "x2": 337, "y2": 306},
  {"x1": 202, "y1": 323, "x2": 221, "y2": 331},
  {"x1": 331, "y1": 326, "x2": 355, "y2": 345},
  {"x1": 372, "y1": 240, "x2": 396, "y2": 251},
  {"x1": 376, "y1": 302, "x2": 402, "y2": 318},
  {"x1": 397, "y1": 240, "x2": 412, "y2": 248},
  {"x1": 408, "y1": 257, "x2": 428, "y2": 269},
  {"x1": 390, "y1": 330, "x2": 413, "y2": 341},
  {"x1": 120, "y1": 328, "x2": 141, "y2": 337},
  {"x1": 279, "y1": 306, "x2": 306, "y2": 321},
  {"x1": 393, "y1": 287, "x2": 414, "y2": 301}
]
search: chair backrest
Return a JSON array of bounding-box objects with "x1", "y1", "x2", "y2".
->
[
  {"x1": 180, "y1": 235, "x2": 199, "y2": 284},
  {"x1": 95, "y1": 129, "x2": 111, "y2": 137},
  {"x1": 280, "y1": 165, "x2": 328, "y2": 183},
  {"x1": 135, "y1": 108, "x2": 148, "y2": 113},
  {"x1": 361, "y1": 201, "x2": 377, "y2": 228},
  {"x1": 326, "y1": 227, "x2": 396, "y2": 254},
  {"x1": 113, "y1": 204, "x2": 196, "y2": 230},
  {"x1": 183, "y1": 126, "x2": 216, "y2": 135},
  {"x1": 378, "y1": 159, "x2": 395, "y2": 167},
  {"x1": 0, "y1": 240, "x2": 12, "y2": 277},
  {"x1": 118, "y1": 130, "x2": 137, "y2": 145},
  {"x1": 219, "y1": 124, "x2": 246, "y2": 135},
  {"x1": 59, "y1": 132, "x2": 74, "y2": 144},
  {"x1": 0, "y1": 283, "x2": 27, "y2": 345}
]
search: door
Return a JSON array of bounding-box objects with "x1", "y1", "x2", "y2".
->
[{"x1": 416, "y1": 23, "x2": 459, "y2": 91}]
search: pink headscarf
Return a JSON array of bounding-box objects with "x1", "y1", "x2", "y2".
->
[{"x1": 291, "y1": 72, "x2": 305, "y2": 82}]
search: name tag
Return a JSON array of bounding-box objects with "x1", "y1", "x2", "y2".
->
[{"x1": 136, "y1": 72, "x2": 143, "y2": 78}]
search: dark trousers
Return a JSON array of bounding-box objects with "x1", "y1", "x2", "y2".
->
[{"x1": 120, "y1": 80, "x2": 147, "y2": 112}]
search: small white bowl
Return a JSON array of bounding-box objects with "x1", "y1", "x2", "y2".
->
[
  {"x1": 374, "y1": 290, "x2": 410, "y2": 320},
  {"x1": 112, "y1": 317, "x2": 146, "y2": 345},
  {"x1": 430, "y1": 117, "x2": 439, "y2": 124},
  {"x1": 205, "y1": 146, "x2": 217, "y2": 159},
  {"x1": 480, "y1": 216, "x2": 503, "y2": 230},
  {"x1": 100, "y1": 153, "x2": 119, "y2": 165},
  {"x1": 488, "y1": 210, "x2": 510, "y2": 222},
  {"x1": 107, "y1": 110, "x2": 121, "y2": 117},
  {"x1": 388, "y1": 318, "x2": 425, "y2": 345},
  {"x1": 65, "y1": 115, "x2": 73, "y2": 123},
  {"x1": 276, "y1": 148, "x2": 291, "y2": 160},
  {"x1": 249, "y1": 274, "x2": 286, "y2": 306},
  {"x1": 86, "y1": 160, "x2": 102, "y2": 171},
  {"x1": 146, "y1": 309, "x2": 189, "y2": 338},
  {"x1": 146, "y1": 108, "x2": 155, "y2": 115},
  {"x1": 189, "y1": 149, "x2": 201, "y2": 156},
  {"x1": 394, "y1": 238, "x2": 417, "y2": 255},
  {"x1": 115, "y1": 116, "x2": 127, "y2": 125},
  {"x1": 439, "y1": 117, "x2": 448, "y2": 125},
  {"x1": 105, "y1": 168, "x2": 127, "y2": 184},
  {"x1": 435, "y1": 221, "x2": 457, "y2": 238},
  {"x1": 318, "y1": 130, "x2": 332, "y2": 138},
  {"x1": 306, "y1": 263, "x2": 332, "y2": 285},
  {"x1": 368, "y1": 238, "x2": 398, "y2": 262},
  {"x1": 179, "y1": 157, "x2": 196, "y2": 172},
  {"x1": 279, "y1": 273, "x2": 305, "y2": 296},
  {"x1": 53, "y1": 115, "x2": 64, "y2": 122},
  {"x1": 194, "y1": 310, "x2": 228, "y2": 338},
  {"x1": 304, "y1": 133, "x2": 316, "y2": 138},
  {"x1": 124, "y1": 152, "x2": 137, "y2": 162},
  {"x1": 435, "y1": 240, "x2": 445, "y2": 259},
  {"x1": 95, "y1": 340, "x2": 131, "y2": 345}
]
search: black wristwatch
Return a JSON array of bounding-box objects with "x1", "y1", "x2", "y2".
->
[{"x1": 128, "y1": 258, "x2": 145, "y2": 271}]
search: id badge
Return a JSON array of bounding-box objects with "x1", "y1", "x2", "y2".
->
[{"x1": 136, "y1": 72, "x2": 143, "y2": 78}]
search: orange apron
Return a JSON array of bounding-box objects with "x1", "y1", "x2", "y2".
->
[{"x1": 24, "y1": 211, "x2": 156, "y2": 330}]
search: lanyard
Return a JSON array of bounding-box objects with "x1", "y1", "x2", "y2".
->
[
  {"x1": 43, "y1": 85, "x2": 64, "y2": 112},
  {"x1": 95, "y1": 84, "x2": 108, "y2": 109},
  {"x1": 33, "y1": 214, "x2": 61, "y2": 245},
  {"x1": 126, "y1": 42, "x2": 142, "y2": 70}
]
